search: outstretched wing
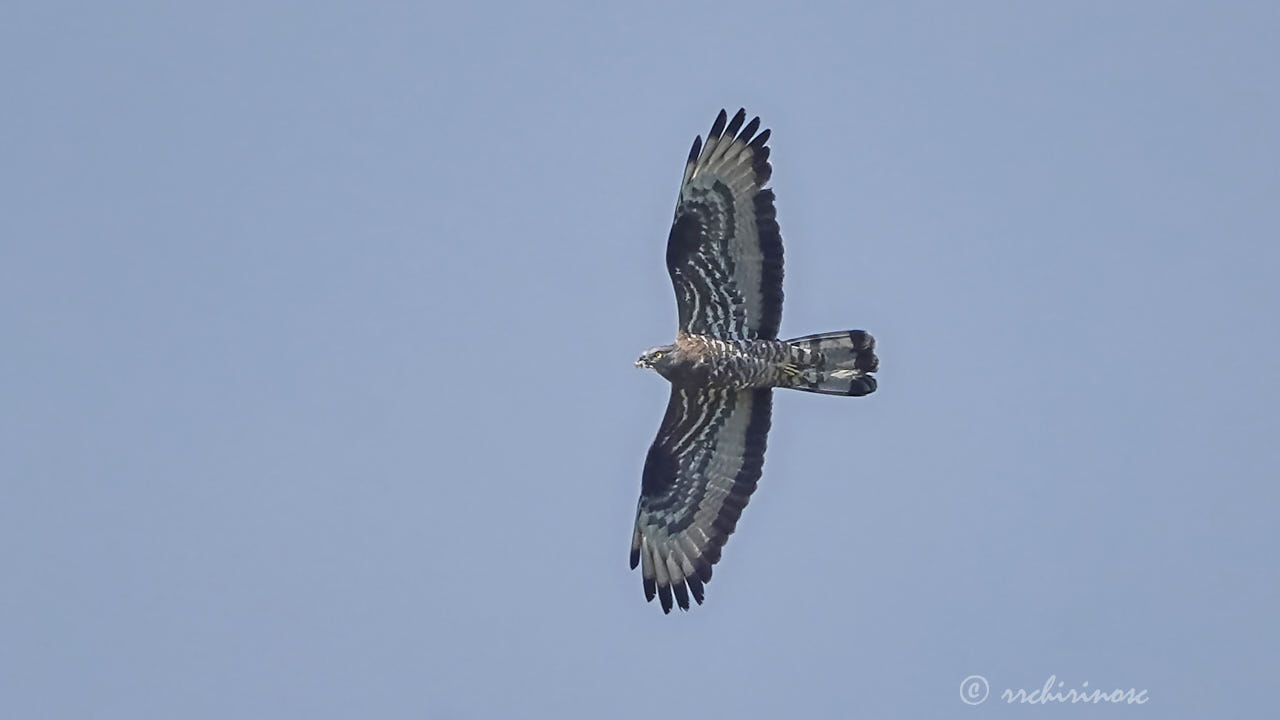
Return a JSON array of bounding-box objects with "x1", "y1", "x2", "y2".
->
[
  {"x1": 630, "y1": 387, "x2": 773, "y2": 613},
  {"x1": 667, "y1": 109, "x2": 784, "y2": 340}
]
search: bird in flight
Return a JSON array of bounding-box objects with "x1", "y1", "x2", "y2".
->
[{"x1": 632, "y1": 108, "x2": 879, "y2": 613}]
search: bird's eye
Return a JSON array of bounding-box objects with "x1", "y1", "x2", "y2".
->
[{"x1": 653, "y1": 352, "x2": 663, "y2": 359}]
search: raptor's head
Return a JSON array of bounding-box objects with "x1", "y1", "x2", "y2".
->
[{"x1": 635, "y1": 344, "x2": 678, "y2": 375}]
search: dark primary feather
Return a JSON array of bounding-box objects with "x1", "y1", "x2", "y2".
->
[
  {"x1": 724, "y1": 109, "x2": 745, "y2": 137},
  {"x1": 687, "y1": 136, "x2": 702, "y2": 164},
  {"x1": 665, "y1": 108, "x2": 784, "y2": 341},
  {"x1": 709, "y1": 108, "x2": 728, "y2": 138}
]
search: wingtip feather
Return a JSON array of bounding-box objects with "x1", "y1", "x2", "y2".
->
[
  {"x1": 709, "y1": 109, "x2": 728, "y2": 139},
  {"x1": 657, "y1": 584, "x2": 674, "y2": 613},
  {"x1": 673, "y1": 581, "x2": 691, "y2": 611},
  {"x1": 725, "y1": 108, "x2": 746, "y2": 139},
  {"x1": 686, "y1": 576, "x2": 705, "y2": 605}
]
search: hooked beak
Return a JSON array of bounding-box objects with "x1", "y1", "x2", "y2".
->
[{"x1": 634, "y1": 359, "x2": 646, "y2": 368}]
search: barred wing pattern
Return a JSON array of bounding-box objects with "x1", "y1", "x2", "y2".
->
[
  {"x1": 630, "y1": 387, "x2": 772, "y2": 613},
  {"x1": 667, "y1": 109, "x2": 784, "y2": 341}
]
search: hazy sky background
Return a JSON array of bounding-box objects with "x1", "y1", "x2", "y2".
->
[{"x1": 3, "y1": 2, "x2": 1277, "y2": 718}]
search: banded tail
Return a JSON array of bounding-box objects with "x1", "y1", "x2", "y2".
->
[{"x1": 783, "y1": 330, "x2": 879, "y2": 396}]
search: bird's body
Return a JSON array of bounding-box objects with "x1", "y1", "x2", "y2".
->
[
  {"x1": 641, "y1": 333, "x2": 798, "y2": 389},
  {"x1": 631, "y1": 109, "x2": 879, "y2": 613},
  {"x1": 640, "y1": 331, "x2": 877, "y2": 393}
]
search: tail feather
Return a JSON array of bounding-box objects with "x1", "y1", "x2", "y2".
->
[{"x1": 784, "y1": 330, "x2": 878, "y2": 396}]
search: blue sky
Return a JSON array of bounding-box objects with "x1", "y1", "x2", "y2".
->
[{"x1": 2, "y1": 2, "x2": 1277, "y2": 717}]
